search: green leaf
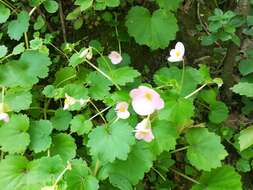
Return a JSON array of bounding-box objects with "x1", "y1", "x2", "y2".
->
[
  {"x1": 12, "y1": 43, "x2": 25, "y2": 55},
  {"x1": 110, "y1": 67, "x2": 140, "y2": 86},
  {"x1": 53, "y1": 67, "x2": 76, "y2": 87},
  {"x1": 28, "y1": 120, "x2": 53, "y2": 153},
  {"x1": 236, "y1": 158, "x2": 251, "y2": 172},
  {"x1": 7, "y1": 11, "x2": 30, "y2": 41},
  {"x1": 75, "y1": 0, "x2": 93, "y2": 11},
  {"x1": 66, "y1": 159, "x2": 99, "y2": 190},
  {"x1": 208, "y1": 101, "x2": 229, "y2": 124},
  {"x1": 0, "y1": 45, "x2": 7, "y2": 58},
  {"x1": 191, "y1": 166, "x2": 242, "y2": 190},
  {"x1": 239, "y1": 125, "x2": 253, "y2": 151},
  {"x1": 50, "y1": 133, "x2": 77, "y2": 162},
  {"x1": 87, "y1": 71, "x2": 112, "y2": 100},
  {"x1": 108, "y1": 142, "x2": 155, "y2": 186},
  {"x1": 0, "y1": 4, "x2": 10, "y2": 23},
  {"x1": 156, "y1": 0, "x2": 182, "y2": 10},
  {"x1": 34, "y1": 15, "x2": 45, "y2": 30},
  {"x1": 158, "y1": 97, "x2": 194, "y2": 127},
  {"x1": 5, "y1": 88, "x2": 32, "y2": 112},
  {"x1": 231, "y1": 82, "x2": 253, "y2": 97},
  {"x1": 87, "y1": 120, "x2": 135, "y2": 163},
  {"x1": 186, "y1": 128, "x2": 228, "y2": 171},
  {"x1": 43, "y1": 0, "x2": 59, "y2": 13},
  {"x1": 51, "y1": 109, "x2": 72, "y2": 131},
  {"x1": 95, "y1": 0, "x2": 120, "y2": 10},
  {"x1": 0, "y1": 114, "x2": 30, "y2": 154},
  {"x1": 239, "y1": 49, "x2": 253, "y2": 76},
  {"x1": 150, "y1": 120, "x2": 178, "y2": 156},
  {"x1": 70, "y1": 115, "x2": 93, "y2": 135},
  {"x1": 126, "y1": 6, "x2": 178, "y2": 49},
  {"x1": 69, "y1": 53, "x2": 83, "y2": 67}
]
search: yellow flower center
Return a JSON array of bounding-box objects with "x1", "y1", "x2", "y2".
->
[
  {"x1": 118, "y1": 106, "x2": 126, "y2": 113},
  {"x1": 176, "y1": 50, "x2": 181, "y2": 57},
  {"x1": 145, "y1": 92, "x2": 153, "y2": 101}
]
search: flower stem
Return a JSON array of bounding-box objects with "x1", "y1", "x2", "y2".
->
[
  {"x1": 88, "y1": 106, "x2": 111, "y2": 121},
  {"x1": 170, "y1": 146, "x2": 189, "y2": 154},
  {"x1": 184, "y1": 83, "x2": 207, "y2": 99},
  {"x1": 89, "y1": 100, "x2": 107, "y2": 124},
  {"x1": 53, "y1": 161, "x2": 72, "y2": 188},
  {"x1": 151, "y1": 167, "x2": 166, "y2": 181},
  {"x1": 170, "y1": 168, "x2": 200, "y2": 185},
  {"x1": 93, "y1": 159, "x2": 100, "y2": 176},
  {"x1": 179, "y1": 59, "x2": 185, "y2": 93}
]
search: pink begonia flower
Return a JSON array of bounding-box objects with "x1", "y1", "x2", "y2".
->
[
  {"x1": 130, "y1": 86, "x2": 164, "y2": 116},
  {"x1": 108, "y1": 51, "x2": 122, "y2": 65},
  {"x1": 115, "y1": 102, "x2": 130, "y2": 119},
  {"x1": 63, "y1": 93, "x2": 77, "y2": 110},
  {"x1": 134, "y1": 118, "x2": 154, "y2": 142},
  {"x1": 0, "y1": 112, "x2": 9, "y2": 123},
  {"x1": 167, "y1": 42, "x2": 185, "y2": 62}
]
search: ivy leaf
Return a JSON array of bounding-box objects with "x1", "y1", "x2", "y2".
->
[
  {"x1": 5, "y1": 88, "x2": 32, "y2": 112},
  {"x1": 208, "y1": 101, "x2": 229, "y2": 124},
  {"x1": 0, "y1": 4, "x2": 10, "y2": 23},
  {"x1": 108, "y1": 142, "x2": 155, "y2": 186},
  {"x1": 75, "y1": 0, "x2": 93, "y2": 11},
  {"x1": 66, "y1": 159, "x2": 99, "y2": 190},
  {"x1": 150, "y1": 120, "x2": 178, "y2": 156},
  {"x1": 191, "y1": 166, "x2": 242, "y2": 190},
  {"x1": 186, "y1": 128, "x2": 228, "y2": 171},
  {"x1": 0, "y1": 114, "x2": 30, "y2": 154},
  {"x1": 70, "y1": 115, "x2": 93, "y2": 135},
  {"x1": 50, "y1": 133, "x2": 77, "y2": 162},
  {"x1": 239, "y1": 125, "x2": 253, "y2": 151},
  {"x1": 110, "y1": 67, "x2": 140, "y2": 86},
  {"x1": 0, "y1": 45, "x2": 7, "y2": 58},
  {"x1": 87, "y1": 120, "x2": 135, "y2": 163},
  {"x1": 28, "y1": 120, "x2": 53, "y2": 153},
  {"x1": 43, "y1": 0, "x2": 59, "y2": 13},
  {"x1": 231, "y1": 82, "x2": 253, "y2": 97},
  {"x1": 126, "y1": 6, "x2": 178, "y2": 49},
  {"x1": 7, "y1": 11, "x2": 30, "y2": 41},
  {"x1": 51, "y1": 109, "x2": 72, "y2": 131}
]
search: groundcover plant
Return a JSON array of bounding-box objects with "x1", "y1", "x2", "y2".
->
[{"x1": 0, "y1": 0, "x2": 253, "y2": 189}]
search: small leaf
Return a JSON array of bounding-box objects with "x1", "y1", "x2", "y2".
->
[
  {"x1": 239, "y1": 125, "x2": 253, "y2": 151},
  {"x1": 70, "y1": 115, "x2": 93, "y2": 135},
  {"x1": 43, "y1": 0, "x2": 59, "y2": 13},
  {"x1": 75, "y1": 0, "x2": 93, "y2": 11},
  {"x1": 0, "y1": 4, "x2": 10, "y2": 23},
  {"x1": 7, "y1": 11, "x2": 30, "y2": 41},
  {"x1": 0, "y1": 45, "x2": 7, "y2": 58},
  {"x1": 29, "y1": 120, "x2": 53, "y2": 153},
  {"x1": 110, "y1": 67, "x2": 140, "y2": 86},
  {"x1": 186, "y1": 128, "x2": 228, "y2": 171},
  {"x1": 34, "y1": 15, "x2": 45, "y2": 30},
  {"x1": 191, "y1": 166, "x2": 242, "y2": 190},
  {"x1": 51, "y1": 109, "x2": 72, "y2": 131},
  {"x1": 12, "y1": 43, "x2": 25, "y2": 55},
  {"x1": 231, "y1": 82, "x2": 253, "y2": 97},
  {"x1": 87, "y1": 120, "x2": 135, "y2": 163},
  {"x1": 208, "y1": 101, "x2": 229, "y2": 124}
]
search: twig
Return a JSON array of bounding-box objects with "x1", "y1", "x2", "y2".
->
[
  {"x1": 59, "y1": 1, "x2": 67, "y2": 42},
  {"x1": 170, "y1": 168, "x2": 200, "y2": 185}
]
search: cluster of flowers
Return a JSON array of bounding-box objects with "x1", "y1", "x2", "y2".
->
[{"x1": 0, "y1": 42, "x2": 185, "y2": 143}]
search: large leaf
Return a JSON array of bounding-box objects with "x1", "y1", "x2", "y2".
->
[
  {"x1": 126, "y1": 6, "x2": 178, "y2": 49},
  {"x1": 191, "y1": 166, "x2": 242, "y2": 190},
  {"x1": 186, "y1": 128, "x2": 228, "y2": 171},
  {"x1": 110, "y1": 67, "x2": 140, "y2": 86},
  {"x1": 51, "y1": 109, "x2": 72, "y2": 131},
  {"x1": 28, "y1": 120, "x2": 53, "y2": 153},
  {"x1": 208, "y1": 101, "x2": 229, "y2": 124},
  {"x1": 7, "y1": 11, "x2": 30, "y2": 41},
  {"x1": 0, "y1": 114, "x2": 30, "y2": 154},
  {"x1": 50, "y1": 133, "x2": 77, "y2": 162},
  {"x1": 108, "y1": 142, "x2": 155, "y2": 186},
  {"x1": 87, "y1": 121, "x2": 135, "y2": 163}
]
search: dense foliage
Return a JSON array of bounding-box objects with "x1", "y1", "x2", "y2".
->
[{"x1": 0, "y1": 0, "x2": 253, "y2": 189}]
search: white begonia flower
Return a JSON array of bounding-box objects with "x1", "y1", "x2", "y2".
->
[
  {"x1": 80, "y1": 47, "x2": 93, "y2": 60},
  {"x1": 63, "y1": 93, "x2": 77, "y2": 110},
  {"x1": 167, "y1": 42, "x2": 185, "y2": 62},
  {"x1": 108, "y1": 51, "x2": 123, "y2": 65},
  {"x1": 115, "y1": 102, "x2": 130, "y2": 119},
  {"x1": 0, "y1": 112, "x2": 9, "y2": 123}
]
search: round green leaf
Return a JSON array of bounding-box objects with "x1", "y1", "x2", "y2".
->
[
  {"x1": 0, "y1": 4, "x2": 10, "y2": 23},
  {"x1": 43, "y1": 0, "x2": 59, "y2": 13},
  {"x1": 126, "y1": 6, "x2": 178, "y2": 49},
  {"x1": 51, "y1": 109, "x2": 72, "y2": 131}
]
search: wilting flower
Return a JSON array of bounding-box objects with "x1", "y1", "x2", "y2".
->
[
  {"x1": 108, "y1": 51, "x2": 122, "y2": 65},
  {"x1": 63, "y1": 93, "x2": 77, "y2": 110},
  {"x1": 115, "y1": 102, "x2": 130, "y2": 119},
  {"x1": 134, "y1": 118, "x2": 154, "y2": 142},
  {"x1": 167, "y1": 42, "x2": 185, "y2": 62},
  {"x1": 130, "y1": 86, "x2": 164, "y2": 116},
  {"x1": 0, "y1": 112, "x2": 9, "y2": 123},
  {"x1": 80, "y1": 47, "x2": 93, "y2": 60}
]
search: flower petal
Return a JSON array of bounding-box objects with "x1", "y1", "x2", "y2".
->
[
  {"x1": 132, "y1": 98, "x2": 155, "y2": 116},
  {"x1": 175, "y1": 42, "x2": 185, "y2": 57}
]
